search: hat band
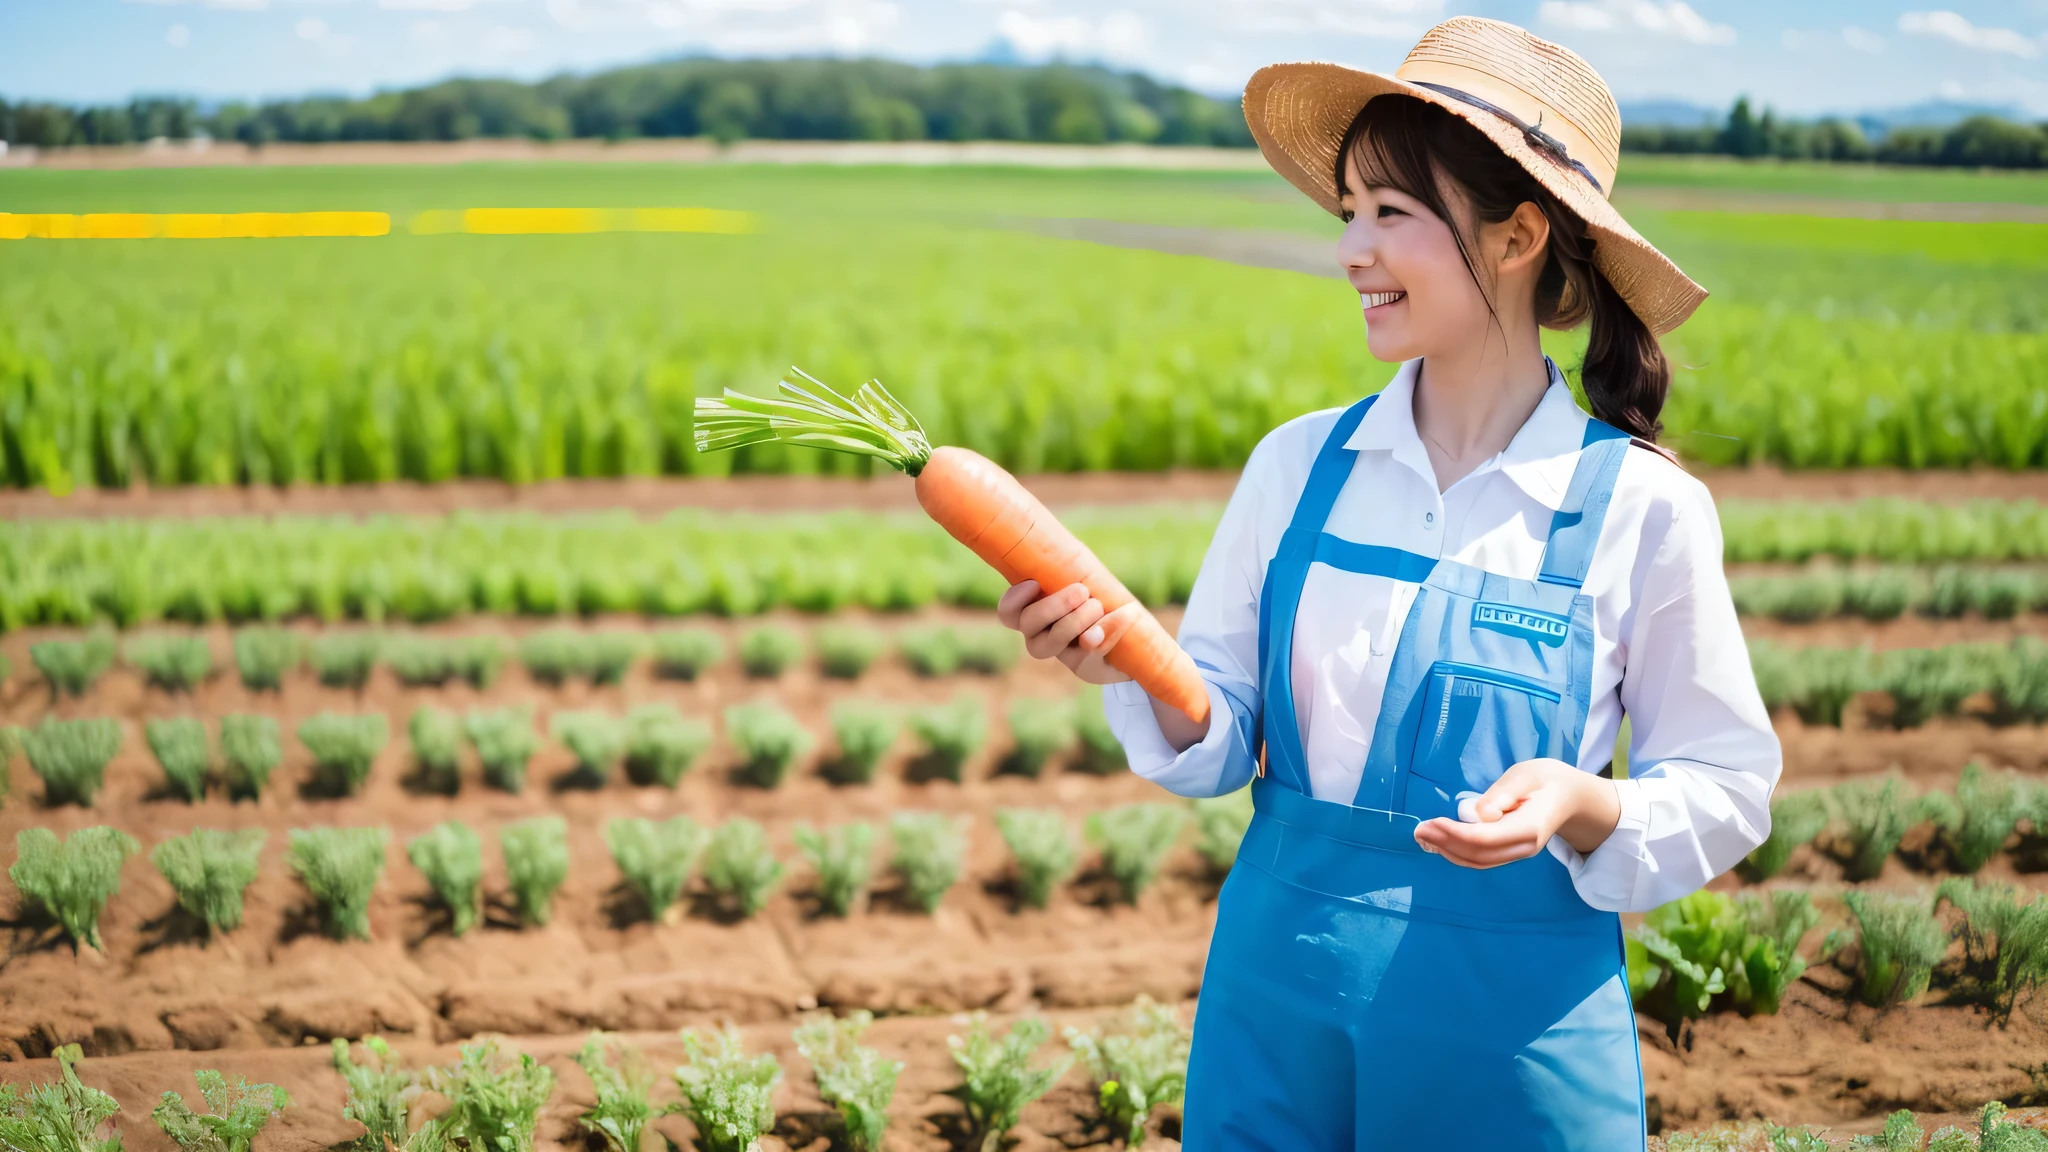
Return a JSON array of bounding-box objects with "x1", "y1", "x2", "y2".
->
[{"x1": 1412, "y1": 82, "x2": 1604, "y2": 194}]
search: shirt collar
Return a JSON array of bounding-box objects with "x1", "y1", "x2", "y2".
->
[{"x1": 1342, "y1": 357, "x2": 1593, "y2": 510}]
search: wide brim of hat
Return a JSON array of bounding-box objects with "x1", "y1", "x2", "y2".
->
[{"x1": 1243, "y1": 61, "x2": 1706, "y2": 337}]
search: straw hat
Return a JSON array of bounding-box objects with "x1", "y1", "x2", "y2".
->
[{"x1": 1242, "y1": 16, "x2": 1705, "y2": 335}]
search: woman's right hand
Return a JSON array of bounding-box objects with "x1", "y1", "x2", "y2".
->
[{"x1": 996, "y1": 580, "x2": 1143, "y2": 685}]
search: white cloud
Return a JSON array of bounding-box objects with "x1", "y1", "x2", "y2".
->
[
  {"x1": 1781, "y1": 24, "x2": 1884, "y2": 54},
  {"x1": 995, "y1": 8, "x2": 1147, "y2": 60},
  {"x1": 165, "y1": 21, "x2": 191, "y2": 45},
  {"x1": 1218, "y1": 0, "x2": 1439, "y2": 39},
  {"x1": 1897, "y1": 10, "x2": 2040, "y2": 58},
  {"x1": 1538, "y1": 0, "x2": 1735, "y2": 46},
  {"x1": 296, "y1": 15, "x2": 328, "y2": 37},
  {"x1": 1842, "y1": 25, "x2": 1885, "y2": 53}
]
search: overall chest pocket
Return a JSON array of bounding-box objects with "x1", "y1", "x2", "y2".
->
[{"x1": 1403, "y1": 661, "x2": 1561, "y2": 820}]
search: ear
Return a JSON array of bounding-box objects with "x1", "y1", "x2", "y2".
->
[{"x1": 1497, "y1": 201, "x2": 1551, "y2": 276}]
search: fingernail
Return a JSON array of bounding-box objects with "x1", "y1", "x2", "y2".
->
[{"x1": 1082, "y1": 626, "x2": 1103, "y2": 648}]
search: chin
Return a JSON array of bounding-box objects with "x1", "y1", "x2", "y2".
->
[{"x1": 1362, "y1": 325, "x2": 1417, "y2": 365}]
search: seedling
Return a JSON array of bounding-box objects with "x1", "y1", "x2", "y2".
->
[
  {"x1": 1937, "y1": 878, "x2": 2048, "y2": 1026},
  {"x1": 300, "y1": 712, "x2": 389, "y2": 796},
  {"x1": 10, "y1": 826, "x2": 138, "y2": 952},
  {"x1": 945, "y1": 1014, "x2": 1072, "y2": 1152},
  {"x1": 1878, "y1": 646, "x2": 1980, "y2": 728},
  {"x1": 220, "y1": 714, "x2": 281, "y2": 800},
  {"x1": 739, "y1": 624, "x2": 805, "y2": 678},
  {"x1": 384, "y1": 635, "x2": 467, "y2": 687},
  {"x1": 126, "y1": 634, "x2": 212, "y2": 693},
  {"x1": 815, "y1": 625, "x2": 885, "y2": 679},
  {"x1": 0, "y1": 1043, "x2": 121, "y2": 1152},
  {"x1": 956, "y1": 625, "x2": 1022, "y2": 675},
  {"x1": 427, "y1": 1039, "x2": 555, "y2": 1152},
  {"x1": 332, "y1": 1036, "x2": 415, "y2": 1152},
  {"x1": 1073, "y1": 687, "x2": 1125, "y2": 775},
  {"x1": 152, "y1": 829, "x2": 265, "y2": 933},
  {"x1": 623, "y1": 705, "x2": 711, "y2": 788},
  {"x1": 606, "y1": 816, "x2": 704, "y2": 921},
  {"x1": 1926, "y1": 763, "x2": 2030, "y2": 872},
  {"x1": 520, "y1": 628, "x2": 589, "y2": 685},
  {"x1": 1848, "y1": 1109, "x2": 1925, "y2": 1151},
  {"x1": 583, "y1": 632, "x2": 642, "y2": 685},
  {"x1": 152, "y1": 1070, "x2": 289, "y2": 1152},
  {"x1": 409, "y1": 707, "x2": 464, "y2": 794},
  {"x1": 1843, "y1": 889, "x2": 1947, "y2": 1008},
  {"x1": 408, "y1": 821, "x2": 483, "y2": 936},
  {"x1": 908, "y1": 695, "x2": 986, "y2": 782},
  {"x1": 1733, "y1": 889, "x2": 1820, "y2": 1016},
  {"x1": 464, "y1": 707, "x2": 539, "y2": 793},
  {"x1": 1191, "y1": 788, "x2": 1255, "y2": 873},
  {"x1": 1002, "y1": 698, "x2": 1075, "y2": 777},
  {"x1": 1828, "y1": 777, "x2": 1912, "y2": 881},
  {"x1": 994, "y1": 807, "x2": 1078, "y2": 908},
  {"x1": 551, "y1": 710, "x2": 628, "y2": 784},
  {"x1": 22, "y1": 716, "x2": 122, "y2": 806},
  {"x1": 572, "y1": 1033, "x2": 657, "y2": 1152},
  {"x1": 794, "y1": 1010, "x2": 902, "y2": 1152},
  {"x1": 30, "y1": 632, "x2": 117, "y2": 697},
  {"x1": 233, "y1": 626, "x2": 301, "y2": 691},
  {"x1": 310, "y1": 632, "x2": 382, "y2": 690},
  {"x1": 827, "y1": 702, "x2": 896, "y2": 784},
  {"x1": 703, "y1": 817, "x2": 785, "y2": 918},
  {"x1": 673, "y1": 1027, "x2": 781, "y2": 1152},
  {"x1": 1748, "y1": 641, "x2": 1867, "y2": 727},
  {"x1": 1627, "y1": 891, "x2": 1740, "y2": 1031},
  {"x1": 890, "y1": 811, "x2": 966, "y2": 913},
  {"x1": 650, "y1": 627, "x2": 724, "y2": 680},
  {"x1": 1923, "y1": 1102, "x2": 2048, "y2": 1151},
  {"x1": 1087, "y1": 803, "x2": 1187, "y2": 903},
  {"x1": 794, "y1": 821, "x2": 876, "y2": 917},
  {"x1": 724, "y1": 701, "x2": 813, "y2": 788},
  {"x1": 288, "y1": 826, "x2": 390, "y2": 941},
  {"x1": 1742, "y1": 790, "x2": 1829, "y2": 880},
  {"x1": 500, "y1": 816, "x2": 570, "y2": 927},
  {"x1": 897, "y1": 625, "x2": 960, "y2": 677},
  {"x1": 147, "y1": 717, "x2": 213, "y2": 802},
  {"x1": 1065, "y1": 997, "x2": 1191, "y2": 1147}
]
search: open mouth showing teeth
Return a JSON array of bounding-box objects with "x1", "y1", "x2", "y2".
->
[{"x1": 1362, "y1": 291, "x2": 1407, "y2": 309}]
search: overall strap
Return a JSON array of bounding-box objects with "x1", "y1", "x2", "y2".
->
[
  {"x1": 1256, "y1": 395, "x2": 1378, "y2": 792},
  {"x1": 1535, "y1": 418, "x2": 1631, "y2": 589}
]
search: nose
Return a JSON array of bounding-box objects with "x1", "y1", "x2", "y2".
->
[{"x1": 1336, "y1": 213, "x2": 1376, "y2": 277}]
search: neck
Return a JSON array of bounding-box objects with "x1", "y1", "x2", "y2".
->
[{"x1": 1411, "y1": 318, "x2": 1549, "y2": 490}]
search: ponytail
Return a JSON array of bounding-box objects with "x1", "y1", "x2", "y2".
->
[{"x1": 1540, "y1": 208, "x2": 1673, "y2": 442}]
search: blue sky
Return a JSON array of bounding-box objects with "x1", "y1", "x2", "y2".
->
[{"x1": 5, "y1": 0, "x2": 2048, "y2": 116}]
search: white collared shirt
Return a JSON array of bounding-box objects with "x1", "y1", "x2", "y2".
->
[{"x1": 1105, "y1": 359, "x2": 1782, "y2": 913}]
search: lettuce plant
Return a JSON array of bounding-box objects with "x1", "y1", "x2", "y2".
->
[
  {"x1": 956, "y1": 625, "x2": 1022, "y2": 675},
  {"x1": 1627, "y1": 891, "x2": 1738, "y2": 1031},
  {"x1": 551, "y1": 711, "x2": 628, "y2": 784},
  {"x1": 501, "y1": 817, "x2": 570, "y2": 927},
  {"x1": 1064, "y1": 997, "x2": 1191, "y2": 1147},
  {"x1": 219, "y1": 714, "x2": 281, "y2": 800},
  {"x1": 1733, "y1": 889, "x2": 1821, "y2": 1016},
  {"x1": 1843, "y1": 889, "x2": 1947, "y2": 1008},
  {"x1": 232, "y1": 627, "x2": 301, "y2": 691},
  {"x1": 288, "y1": 826, "x2": 390, "y2": 940},
  {"x1": 1829, "y1": 777, "x2": 1912, "y2": 881},
  {"x1": 724, "y1": 701, "x2": 812, "y2": 788},
  {"x1": 125, "y1": 634, "x2": 213, "y2": 693},
  {"x1": 151, "y1": 1071, "x2": 289, "y2": 1152},
  {"x1": 0, "y1": 1043, "x2": 122, "y2": 1152},
  {"x1": 572, "y1": 1034, "x2": 656, "y2": 1152},
  {"x1": 11, "y1": 827, "x2": 138, "y2": 953},
  {"x1": 890, "y1": 811, "x2": 966, "y2": 914},
  {"x1": 815, "y1": 625, "x2": 885, "y2": 679},
  {"x1": 300, "y1": 713, "x2": 389, "y2": 797},
  {"x1": 1086, "y1": 804, "x2": 1186, "y2": 903},
  {"x1": 793, "y1": 821, "x2": 875, "y2": 917},
  {"x1": 994, "y1": 808, "x2": 1077, "y2": 909},
  {"x1": 623, "y1": 705, "x2": 711, "y2": 788},
  {"x1": 408, "y1": 821, "x2": 483, "y2": 937},
  {"x1": 826, "y1": 702, "x2": 896, "y2": 785},
  {"x1": 1741, "y1": 789, "x2": 1829, "y2": 880},
  {"x1": 606, "y1": 816, "x2": 703, "y2": 921},
  {"x1": 310, "y1": 632, "x2": 382, "y2": 690},
  {"x1": 946, "y1": 1014, "x2": 1071, "y2": 1152},
  {"x1": 30, "y1": 633, "x2": 117, "y2": 698},
  {"x1": 23, "y1": 717, "x2": 122, "y2": 807},
  {"x1": 146, "y1": 717, "x2": 213, "y2": 802},
  {"x1": 739, "y1": 625, "x2": 805, "y2": 678},
  {"x1": 650, "y1": 627, "x2": 723, "y2": 680},
  {"x1": 1002, "y1": 698, "x2": 1075, "y2": 777},
  {"x1": 897, "y1": 626, "x2": 960, "y2": 677},
  {"x1": 703, "y1": 817, "x2": 784, "y2": 918},
  {"x1": 427, "y1": 1040, "x2": 555, "y2": 1152},
  {"x1": 1191, "y1": 788, "x2": 1254, "y2": 873},
  {"x1": 908, "y1": 695, "x2": 986, "y2": 783},
  {"x1": 464, "y1": 707, "x2": 539, "y2": 793},
  {"x1": 408, "y1": 707, "x2": 464, "y2": 794},
  {"x1": 794, "y1": 1010, "x2": 901, "y2": 1152},
  {"x1": 673, "y1": 1027, "x2": 781, "y2": 1152},
  {"x1": 332, "y1": 1037, "x2": 415, "y2": 1152},
  {"x1": 152, "y1": 829, "x2": 265, "y2": 933}
]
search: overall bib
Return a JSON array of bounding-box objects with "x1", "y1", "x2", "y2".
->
[{"x1": 1182, "y1": 394, "x2": 1646, "y2": 1151}]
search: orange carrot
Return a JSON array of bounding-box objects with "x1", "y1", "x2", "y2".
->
[{"x1": 694, "y1": 370, "x2": 1211, "y2": 724}]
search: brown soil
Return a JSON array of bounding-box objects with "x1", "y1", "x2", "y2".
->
[{"x1": 1743, "y1": 614, "x2": 2048, "y2": 650}]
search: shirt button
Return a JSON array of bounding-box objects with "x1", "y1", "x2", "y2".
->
[{"x1": 1424, "y1": 512, "x2": 1436, "y2": 529}]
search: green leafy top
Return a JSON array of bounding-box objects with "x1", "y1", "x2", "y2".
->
[
  {"x1": 151, "y1": 1072, "x2": 288, "y2": 1152},
  {"x1": 0, "y1": 1044, "x2": 123, "y2": 1152},
  {"x1": 693, "y1": 369, "x2": 932, "y2": 476}
]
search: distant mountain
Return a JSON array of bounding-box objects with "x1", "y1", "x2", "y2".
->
[
  {"x1": 1619, "y1": 99, "x2": 1720, "y2": 128},
  {"x1": 1622, "y1": 95, "x2": 2035, "y2": 137}
]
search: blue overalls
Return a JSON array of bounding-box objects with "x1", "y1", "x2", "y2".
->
[{"x1": 1182, "y1": 392, "x2": 1647, "y2": 1150}]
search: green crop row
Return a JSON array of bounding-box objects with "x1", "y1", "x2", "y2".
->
[
  {"x1": 1741, "y1": 768, "x2": 2048, "y2": 883},
  {"x1": 1749, "y1": 637, "x2": 2048, "y2": 728},
  {"x1": 1730, "y1": 565, "x2": 2048, "y2": 621}
]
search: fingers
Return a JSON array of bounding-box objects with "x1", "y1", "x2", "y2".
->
[
  {"x1": 1016, "y1": 582, "x2": 1091, "y2": 638},
  {"x1": 1026, "y1": 595, "x2": 1106, "y2": 661},
  {"x1": 1468, "y1": 766, "x2": 1544, "y2": 823},
  {"x1": 1413, "y1": 815, "x2": 1545, "y2": 869},
  {"x1": 995, "y1": 581, "x2": 1043, "y2": 630},
  {"x1": 1078, "y1": 600, "x2": 1146, "y2": 654}
]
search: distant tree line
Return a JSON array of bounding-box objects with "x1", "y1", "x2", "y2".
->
[
  {"x1": 0, "y1": 57, "x2": 1253, "y2": 149},
  {"x1": 1623, "y1": 96, "x2": 2048, "y2": 169}
]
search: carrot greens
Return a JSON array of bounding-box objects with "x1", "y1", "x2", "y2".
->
[
  {"x1": 0, "y1": 1044, "x2": 122, "y2": 1152},
  {"x1": 501, "y1": 817, "x2": 571, "y2": 927},
  {"x1": 572, "y1": 1034, "x2": 657, "y2": 1152},
  {"x1": 152, "y1": 829, "x2": 265, "y2": 934},
  {"x1": 794, "y1": 1010, "x2": 901, "y2": 1152},
  {"x1": 10, "y1": 827, "x2": 137, "y2": 953},
  {"x1": 151, "y1": 1071, "x2": 288, "y2": 1152},
  {"x1": 673, "y1": 1027, "x2": 781, "y2": 1152}
]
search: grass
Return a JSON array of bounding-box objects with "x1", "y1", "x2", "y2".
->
[
  {"x1": 151, "y1": 828, "x2": 265, "y2": 933},
  {"x1": 501, "y1": 816, "x2": 570, "y2": 927},
  {"x1": 146, "y1": 716, "x2": 212, "y2": 802},
  {"x1": 605, "y1": 816, "x2": 703, "y2": 921},
  {"x1": 890, "y1": 811, "x2": 967, "y2": 914},
  {"x1": 9, "y1": 826, "x2": 138, "y2": 952},
  {"x1": 794, "y1": 821, "x2": 876, "y2": 917},
  {"x1": 21, "y1": 716, "x2": 122, "y2": 806},
  {"x1": 287, "y1": 826, "x2": 390, "y2": 940},
  {"x1": 994, "y1": 808, "x2": 1078, "y2": 908}
]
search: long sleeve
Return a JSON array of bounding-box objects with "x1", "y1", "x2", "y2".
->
[{"x1": 1559, "y1": 475, "x2": 1782, "y2": 912}]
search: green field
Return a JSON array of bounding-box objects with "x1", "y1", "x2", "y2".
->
[{"x1": 4, "y1": 156, "x2": 2048, "y2": 487}]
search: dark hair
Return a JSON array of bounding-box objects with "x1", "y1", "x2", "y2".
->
[{"x1": 1335, "y1": 95, "x2": 1671, "y2": 442}]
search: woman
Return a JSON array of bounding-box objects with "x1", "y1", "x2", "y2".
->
[{"x1": 996, "y1": 16, "x2": 1781, "y2": 1150}]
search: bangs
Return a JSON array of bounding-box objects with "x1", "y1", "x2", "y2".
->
[{"x1": 1337, "y1": 95, "x2": 1452, "y2": 211}]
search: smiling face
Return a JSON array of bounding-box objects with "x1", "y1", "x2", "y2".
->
[{"x1": 1334, "y1": 147, "x2": 1503, "y2": 365}]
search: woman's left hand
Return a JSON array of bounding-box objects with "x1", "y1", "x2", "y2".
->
[{"x1": 1412, "y1": 759, "x2": 1622, "y2": 869}]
